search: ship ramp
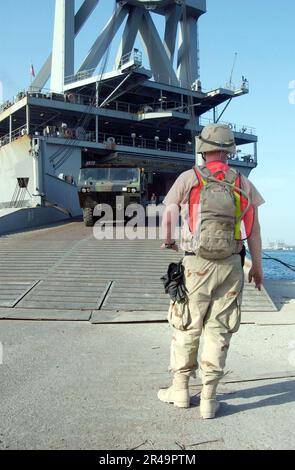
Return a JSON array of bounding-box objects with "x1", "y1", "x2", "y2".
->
[{"x1": 0, "y1": 221, "x2": 277, "y2": 322}]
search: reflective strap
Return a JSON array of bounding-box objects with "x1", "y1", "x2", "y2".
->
[
  {"x1": 194, "y1": 168, "x2": 206, "y2": 186},
  {"x1": 234, "y1": 190, "x2": 241, "y2": 240}
]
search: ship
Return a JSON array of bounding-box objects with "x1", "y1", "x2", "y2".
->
[
  {"x1": 1, "y1": 1, "x2": 293, "y2": 451},
  {"x1": 0, "y1": 0, "x2": 257, "y2": 231}
]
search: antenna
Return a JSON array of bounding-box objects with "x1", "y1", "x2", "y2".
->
[{"x1": 227, "y1": 52, "x2": 238, "y2": 90}]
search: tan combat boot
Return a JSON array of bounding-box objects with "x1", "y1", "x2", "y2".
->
[
  {"x1": 200, "y1": 383, "x2": 220, "y2": 419},
  {"x1": 158, "y1": 374, "x2": 190, "y2": 408}
]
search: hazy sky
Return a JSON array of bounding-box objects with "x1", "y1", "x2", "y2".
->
[{"x1": 0, "y1": 0, "x2": 294, "y2": 246}]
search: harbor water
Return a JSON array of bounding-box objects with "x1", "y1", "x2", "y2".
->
[{"x1": 262, "y1": 251, "x2": 295, "y2": 280}]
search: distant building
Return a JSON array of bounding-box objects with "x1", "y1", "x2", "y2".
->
[{"x1": 267, "y1": 240, "x2": 295, "y2": 251}]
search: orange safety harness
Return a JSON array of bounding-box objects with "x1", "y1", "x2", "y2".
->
[{"x1": 189, "y1": 161, "x2": 254, "y2": 241}]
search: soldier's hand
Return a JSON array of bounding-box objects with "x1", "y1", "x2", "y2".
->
[{"x1": 248, "y1": 266, "x2": 263, "y2": 291}]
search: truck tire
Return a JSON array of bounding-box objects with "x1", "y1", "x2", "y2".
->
[{"x1": 83, "y1": 208, "x2": 94, "y2": 227}]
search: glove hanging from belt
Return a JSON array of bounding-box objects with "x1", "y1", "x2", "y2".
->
[{"x1": 161, "y1": 260, "x2": 188, "y2": 303}]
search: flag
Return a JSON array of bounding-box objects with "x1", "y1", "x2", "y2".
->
[{"x1": 30, "y1": 64, "x2": 35, "y2": 78}]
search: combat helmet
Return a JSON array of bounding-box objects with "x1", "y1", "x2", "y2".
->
[{"x1": 197, "y1": 123, "x2": 236, "y2": 154}]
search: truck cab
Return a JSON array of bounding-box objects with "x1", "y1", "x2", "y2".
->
[{"x1": 77, "y1": 166, "x2": 146, "y2": 226}]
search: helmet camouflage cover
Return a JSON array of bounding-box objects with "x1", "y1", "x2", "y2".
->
[{"x1": 197, "y1": 123, "x2": 236, "y2": 154}]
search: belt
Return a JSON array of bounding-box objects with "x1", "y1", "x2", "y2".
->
[
  {"x1": 184, "y1": 248, "x2": 246, "y2": 268},
  {"x1": 185, "y1": 251, "x2": 243, "y2": 256}
]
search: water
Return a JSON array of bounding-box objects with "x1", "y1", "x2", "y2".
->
[{"x1": 262, "y1": 251, "x2": 295, "y2": 281}]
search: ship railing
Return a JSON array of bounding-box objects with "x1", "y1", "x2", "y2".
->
[
  {"x1": 101, "y1": 100, "x2": 140, "y2": 114},
  {"x1": 28, "y1": 88, "x2": 141, "y2": 114},
  {"x1": 1, "y1": 86, "x2": 192, "y2": 117},
  {"x1": 27, "y1": 88, "x2": 92, "y2": 105},
  {"x1": 228, "y1": 152, "x2": 257, "y2": 165},
  {"x1": 119, "y1": 50, "x2": 143, "y2": 69},
  {"x1": 0, "y1": 125, "x2": 28, "y2": 148},
  {"x1": 201, "y1": 78, "x2": 249, "y2": 95},
  {"x1": 44, "y1": 129, "x2": 256, "y2": 164},
  {"x1": 0, "y1": 122, "x2": 256, "y2": 164},
  {"x1": 199, "y1": 116, "x2": 256, "y2": 136},
  {"x1": 99, "y1": 131, "x2": 193, "y2": 154},
  {"x1": 64, "y1": 68, "x2": 97, "y2": 85},
  {"x1": 44, "y1": 128, "x2": 257, "y2": 162},
  {"x1": 64, "y1": 92, "x2": 140, "y2": 113},
  {"x1": 0, "y1": 100, "x2": 14, "y2": 113},
  {"x1": 19, "y1": 88, "x2": 136, "y2": 113},
  {"x1": 0, "y1": 88, "x2": 48, "y2": 112},
  {"x1": 45, "y1": 129, "x2": 193, "y2": 154},
  {"x1": 138, "y1": 100, "x2": 188, "y2": 114},
  {"x1": 26, "y1": 87, "x2": 190, "y2": 116}
]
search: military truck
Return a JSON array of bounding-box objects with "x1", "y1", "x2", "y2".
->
[{"x1": 77, "y1": 165, "x2": 147, "y2": 226}]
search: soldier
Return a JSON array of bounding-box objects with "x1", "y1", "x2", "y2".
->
[{"x1": 158, "y1": 124, "x2": 264, "y2": 419}]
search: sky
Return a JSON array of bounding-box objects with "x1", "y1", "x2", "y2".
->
[{"x1": 0, "y1": 0, "x2": 294, "y2": 246}]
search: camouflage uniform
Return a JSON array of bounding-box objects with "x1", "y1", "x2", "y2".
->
[{"x1": 168, "y1": 253, "x2": 244, "y2": 385}]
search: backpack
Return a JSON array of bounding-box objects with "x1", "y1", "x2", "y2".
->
[{"x1": 189, "y1": 165, "x2": 251, "y2": 260}]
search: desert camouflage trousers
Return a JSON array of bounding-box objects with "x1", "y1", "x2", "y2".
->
[{"x1": 168, "y1": 254, "x2": 244, "y2": 385}]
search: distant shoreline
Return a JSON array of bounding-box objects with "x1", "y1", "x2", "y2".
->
[{"x1": 263, "y1": 249, "x2": 295, "y2": 252}]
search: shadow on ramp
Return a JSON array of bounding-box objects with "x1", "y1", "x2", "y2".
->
[{"x1": 219, "y1": 379, "x2": 295, "y2": 415}]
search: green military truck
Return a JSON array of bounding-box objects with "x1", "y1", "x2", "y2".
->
[{"x1": 77, "y1": 165, "x2": 147, "y2": 226}]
